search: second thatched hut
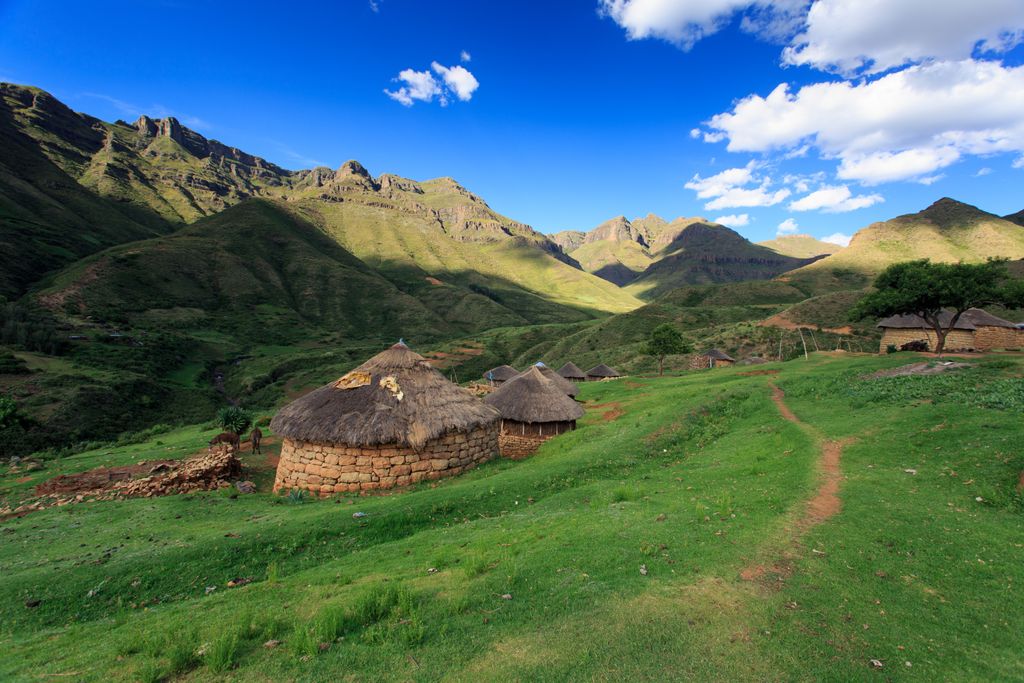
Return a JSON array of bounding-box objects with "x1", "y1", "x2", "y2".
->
[
  {"x1": 484, "y1": 366, "x2": 585, "y2": 458},
  {"x1": 585, "y1": 363, "x2": 622, "y2": 381},
  {"x1": 527, "y1": 362, "x2": 580, "y2": 398},
  {"x1": 556, "y1": 362, "x2": 586, "y2": 382},
  {"x1": 270, "y1": 342, "x2": 500, "y2": 495},
  {"x1": 482, "y1": 364, "x2": 519, "y2": 386}
]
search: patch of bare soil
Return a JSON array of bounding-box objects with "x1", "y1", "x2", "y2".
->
[
  {"x1": 742, "y1": 384, "x2": 854, "y2": 588},
  {"x1": 35, "y1": 460, "x2": 179, "y2": 495},
  {"x1": 863, "y1": 361, "x2": 971, "y2": 379},
  {"x1": 589, "y1": 401, "x2": 625, "y2": 422}
]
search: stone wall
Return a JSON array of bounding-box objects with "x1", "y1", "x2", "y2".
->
[
  {"x1": 497, "y1": 420, "x2": 575, "y2": 459},
  {"x1": 974, "y1": 326, "x2": 1023, "y2": 350},
  {"x1": 273, "y1": 424, "x2": 499, "y2": 496},
  {"x1": 687, "y1": 355, "x2": 734, "y2": 370},
  {"x1": 879, "y1": 328, "x2": 976, "y2": 353}
]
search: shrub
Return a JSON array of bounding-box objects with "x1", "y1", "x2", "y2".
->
[
  {"x1": 886, "y1": 344, "x2": 898, "y2": 354},
  {"x1": 205, "y1": 632, "x2": 239, "y2": 673},
  {"x1": 217, "y1": 406, "x2": 252, "y2": 435}
]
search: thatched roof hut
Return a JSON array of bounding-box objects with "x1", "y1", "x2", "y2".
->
[
  {"x1": 271, "y1": 342, "x2": 500, "y2": 495},
  {"x1": 585, "y1": 363, "x2": 622, "y2": 381},
  {"x1": 690, "y1": 349, "x2": 735, "y2": 369},
  {"x1": 484, "y1": 366, "x2": 584, "y2": 458},
  {"x1": 527, "y1": 362, "x2": 579, "y2": 397},
  {"x1": 482, "y1": 364, "x2": 519, "y2": 385},
  {"x1": 556, "y1": 362, "x2": 586, "y2": 382},
  {"x1": 877, "y1": 308, "x2": 1021, "y2": 352}
]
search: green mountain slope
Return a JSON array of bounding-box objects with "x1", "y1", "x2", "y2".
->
[
  {"x1": 1004, "y1": 210, "x2": 1024, "y2": 227},
  {"x1": 757, "y1": 234, "x2": 842, "y2": 259},
  {"x1": 790, "y1": 198, "x2": 1024, "y2": 289},
  {"x1": 0, "y1": 84, "x2": 173, "y2": 297},
  {"x1": 626, "y1": 222, "x2": 820, "y2": 300}
]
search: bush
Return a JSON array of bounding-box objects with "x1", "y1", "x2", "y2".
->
[
  {"x1": 886, "y1": 344, "x2": 898, "y2": 354},
  {"x1": 217, "y1": 406, "x2": 252, "y2": 435},
  {"x1": 205, "y1": 632, "x2": 239, "y2": 673}
]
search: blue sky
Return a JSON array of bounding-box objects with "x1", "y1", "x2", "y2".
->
[{"x1": 2, "y1": 0, "x2": 1023, "y2": 244}]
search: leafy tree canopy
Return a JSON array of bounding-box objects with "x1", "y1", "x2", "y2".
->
[{"x1": 645, "y1": 324, "x2": 692, "y2": 375}]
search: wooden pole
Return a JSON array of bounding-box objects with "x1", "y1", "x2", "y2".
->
[
  {"x1": 797, "y1": 328, "x2": 809, "y2": 359},
  {"x1": 809, "y1": 328, "x2": 820, "y2": 351}
]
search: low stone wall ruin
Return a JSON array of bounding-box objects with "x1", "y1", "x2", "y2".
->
[
  {"x1": 273, "y1": 424, "x2": 500, "y2": 495},
  {"x1": 497, "y1": 420, "x2": 574, "y2": 459}
]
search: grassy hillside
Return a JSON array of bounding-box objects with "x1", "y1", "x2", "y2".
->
[
  {"x1": 2, "y1": 353, "x2": 1022, "y2": 680},
  {"x1": 757, "y1": 234, "x2": 842, "y2": 259},
  {"x1": 791, "y1": 198, "x2": 1024, "y2": 286}
]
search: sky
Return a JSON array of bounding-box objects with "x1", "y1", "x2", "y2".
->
[{"x1": 2, "y1": 0, "x2": 1023, "y2": 246}]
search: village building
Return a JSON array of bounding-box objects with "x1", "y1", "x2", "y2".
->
[
  {"x1": 528, "y1": 362, "x2": 580, "y2": 398},
  {"x1": 556, "y1": 362, "x2": 586, "y2": 382},
  {"x1": 877, "y1": 308, "x2": 1022, "y2": 353},
  {"x1": 482, "y1": 364, "x2": 519, "y2": 386},
  {"x1": 484, "y1": 366, "x2": 585, "y2": 459},
  {"x1": 689, "y1": 349, "x2": 736, "y2": 369},
  {"x1": 270, "y1": 342, "x2": 500, "y2": 496},
  {"x1": 585, "y1": 363, "x2": 622, "y2": 381}
]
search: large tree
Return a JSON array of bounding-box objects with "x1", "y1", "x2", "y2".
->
[
  {"x1": 645, "y1": 323, "x2": 692, "y2": 375},
  {"x1": 852, "y1": 259, "x2": 1024, "y2": 356}
]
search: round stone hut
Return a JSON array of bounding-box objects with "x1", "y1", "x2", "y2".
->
[
  {"x1": 482, "y1": 364, "x2": 519, "y2": 386},
  {"x1": 585, "y1": 363, "x2": 622, "y2": 381},
  {"x1": 528, "y1": 362, "x2": 579, "y2": 398},
  {"x1": 484, "y1": 366, "x2": 585, "y2": 459},
  {"x1": 271, "y1": 342, "x2": 500, "y2": 495},
  {"x1": 556, "y1": 362, "x2": 586, "y2": 382}
]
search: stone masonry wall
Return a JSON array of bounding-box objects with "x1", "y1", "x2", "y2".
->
[
  {"x1": 496, "y1": 420, "x2": 574, "y2": 459},
  {"x1": 973, "y1": 326, "x2": 1022, "y2": 351},
  {"x1": 879, "y1": 328, "x2": 976, "y2": 353},
  {"x1": 273, "y1": 424, "x2": 499, "y2": 496}
]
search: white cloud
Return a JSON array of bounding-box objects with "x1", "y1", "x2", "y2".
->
[
  {"x1": 431, "y1": 62, "x2": 480, "y2": 101},
  {"x1": 776, "y1": 217, "x2": 799, "y2": 235},
  {"x1": 385, "y1": 61, "x2": 479, "y2": 106},
  {"x1": 1013, "y1": 156, "x2": 1024, "y2": 169},
  {"x1": 369, "y1": 0, "x2": 380, "y2": 12},
  {"x1": 702, "y1": 59, "x2": 1024, "y2": 183},
  {"x1": 460, "y1": 50, "x2": 472, "y2": 62},
  {"x1": 975, "y1": 167, "x2": 993, "y2": 176},
  {"x1": 821, "y1": 232, "x2": 852, "y2": 247},
  {"x1": 597, "y1": 0, "x2": 807, "y2": 51},
  {"x1": 783, "y1": 0, "x2": 1024, "y2": 75},
  {"x1": 599, "y1": 0, "x2": 1024, "y2": 76},
  {"x1": 789, "y1": 184, "x2": 883, "y2": 212},
  {"x1": 684, "y1": 162, "x2": 791, "y2": 210},
  {"x1": 713, "y1": 213, "x2": 750, "y2": 227},
  {"x1": 916, "y1": 174, "x2": 944, "y2": 186}
]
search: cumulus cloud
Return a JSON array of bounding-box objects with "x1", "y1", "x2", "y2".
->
[
  {"x1": 460, "y1": 50, "x2": 471, "y2": 62},
  {"x1": 714, "y1": 213, "x2": 751, "y2": 227},
  {"x1": 789, "y1": 184, "x2": 883, "y2": 213},
  {"x1": 385, "y1": 61, "x2": 479, "y2": 106},
  {"x1": 369, "y1": 0, "x2": 380, "y2": 12},
  {"x1": 776, "y1": 217, "x2": 799, "y2": 236},
  {"x1": 701, "y1": 59, "x2": 1024, "y2": 183},
  {"x1": 597, "y1": 0, "x2": 807, "y2": 51},
  {"x1": 431, "y1": 62, "x2": 480, "y2": 101},
  {"x1": 599, "y1": 0, "x2": 1024, "y2": 74},
  {"x1": 1013, "y1": 156, "x2": 1024, "y2": 169},
  {"x1": 684, "y1": 162, "x2": 791, "y2": 210},
  {"x1": 783, "y1": 0, "x2": 1024, "y2": 75},
  {"x1": 821, "y1": 232, "x2": 852, "y2": 247}
]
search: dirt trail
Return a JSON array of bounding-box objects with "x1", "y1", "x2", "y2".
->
[{"x1": 741, "y1": 383, "x2": 851, "y2": 583}]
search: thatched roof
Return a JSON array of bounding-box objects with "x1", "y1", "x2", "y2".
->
[
  {"x1": 556, "y1": 362, "x2": 586, "y2": 380},
  {"x1": 526, "y1": 363, "x2": 579, "y2": 397},
  {"x1": 877, "y1": 308, "x2": 1015, "y2": 330},
  {"x1": 484, "y1": 366, "x2": 585, "y2": 423},
  {"x1": 701, "y1": 349, "x2": 735, "y2": 362},
  {"x1": 271, "y1": 342, "x2": 499, "y2": 449},
  {"x1": 586, "y1": 363, "x2": 622, "y2": 378},
  {"x1": 483, "y1": 365, "x2": 519, "y2": 382}
]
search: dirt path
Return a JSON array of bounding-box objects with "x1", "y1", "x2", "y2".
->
[{"x1": 741, "y1": 383, "x2": 851, "y2": 583}]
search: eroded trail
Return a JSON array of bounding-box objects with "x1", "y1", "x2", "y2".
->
[{"x1": 741, "y1": 383, "x2": 851, "y2": 583}]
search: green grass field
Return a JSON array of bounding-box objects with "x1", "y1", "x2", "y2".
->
[{"x1": 1, "y1": 352, "x2": 1022, "y2": 681}]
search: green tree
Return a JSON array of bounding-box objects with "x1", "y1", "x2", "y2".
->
[
  {"x1": 217, "y1": 406, "x2": 252, "y2": 435},
  {"x1": 0, "y1": 395, "x2": 19, "y2": 430},
  {"x1": 644, "y1": 324, "x2": 691, "y2": 375},
  {"x1": 852, "y1": 259, "x2": 1024, "y2": 356}
]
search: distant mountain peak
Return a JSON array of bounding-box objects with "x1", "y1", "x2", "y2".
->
[{"x1": 913, "y1": 196, "x2": 997, "y2": 228}]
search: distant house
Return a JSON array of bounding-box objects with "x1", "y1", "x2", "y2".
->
[
  {"x1": 585, "y1": 364, "x2": 622, "y2": 381},
  {"x1": 556, "y1": 362, "x2": 586, "y2": 382},
  {"x1": 689, "y1": 349, "x2": 735, "y2": 369},
  {"x1": 877, "y1": 308, "x2": 1022, "y2": 352},
  {"x1": 526, "y1": 362, "x2": 580, "y2": 397},
  {"x1": 484, "y1": 366, "x2": 584, "y2": 459},
  {"x1": 482, "y1": 365, "x2": 519, "y2": 386}
]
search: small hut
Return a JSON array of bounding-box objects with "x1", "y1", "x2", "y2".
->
[
  {"x1": 689, "y1": 349, "x2": 735, "y2": 369},
  {"x1": 585, "y1": 363, "x2": 622, "y2": 381},
  {"x1": 482, "y1": 364, "x2": 519, "y2": 386},
  {"x1": 484, "y1": 366, "x2": 585, "y2": 459},
  {"x1": 271, "y1": 342, "x2": 500, "y2": 495},
  {"x1": 556, "y1": 362, "x2": 586, "y2": 382},
  {"x1": 527, "y1": 362, "x2": 579, "y2": 398},
  {"x1": 877, "y1": 308, "x2": 1021, "y2": 352}
]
